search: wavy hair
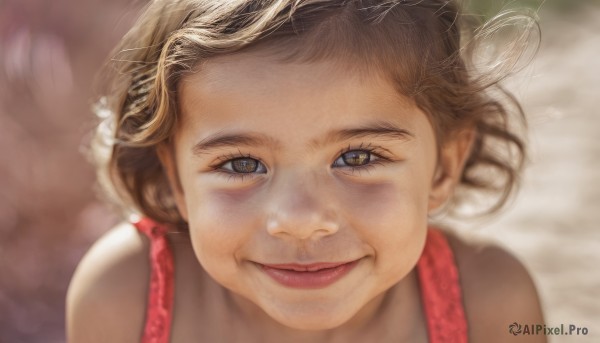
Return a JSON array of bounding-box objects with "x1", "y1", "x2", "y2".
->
[{"x1": 92, "y1": 0, "x2": 539, "y2": 229}]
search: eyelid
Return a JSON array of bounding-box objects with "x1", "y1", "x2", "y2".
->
[
  {"x1": 219, "y1": 159, "x2": 267, "y2": 173},
  {"x1": 332, "y1": 143, "x2": 393, "y2": 167},
  {"x1": 220, "y1": 158, "x2": 266, "y2": 172},
  {"x1": 210, "y1": 152, "x2": 268, "y2": 182},
  {"x1": 211, "y1": 151, "x2": 263, "y2": 168}
]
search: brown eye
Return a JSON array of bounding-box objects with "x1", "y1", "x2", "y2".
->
[
  {"x1": 336, "y1": 150, "x2": 371, "y2": 167},
  {"x1": 230, "y1": 158, "x2": 260, "y2": 173},
  {"x1": 219, "y1": 157, "x2": 267, "y2": 174}
]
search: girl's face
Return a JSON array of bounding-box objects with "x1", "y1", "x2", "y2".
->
[{"x1": 161, "y1": 53, "x2": 462, "y2": 330}]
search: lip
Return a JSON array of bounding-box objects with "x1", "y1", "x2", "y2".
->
[{"x1": 257, "y1": 259, "x2": 361, "y2": 289}]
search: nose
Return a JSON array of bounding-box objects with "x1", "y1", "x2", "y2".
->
[{"x1": 265, "y1": 170, "x2": 339, "y2": 241}]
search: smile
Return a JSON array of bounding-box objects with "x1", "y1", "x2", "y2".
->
[{"x1": 257, "y1": 259, "x2": 361, "y2": 289}]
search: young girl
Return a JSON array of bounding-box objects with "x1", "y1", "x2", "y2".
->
[{"x1": 67, "y1": 0, "x2": 545, "y2": 342}]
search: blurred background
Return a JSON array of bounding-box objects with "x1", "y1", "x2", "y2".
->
[{"x1": 0, "y1": 0, "x2": 598, "y2": 342}]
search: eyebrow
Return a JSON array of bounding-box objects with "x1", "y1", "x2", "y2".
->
[
  {"x1": 191, "y1": 120, "x2": 414, "y2": 156},
  {"x1": 192, "y1": 133, "x2": 279, "y2": 156},
  {"x1": 319, "y1": 121, "x2": 415, "y2": 147}
]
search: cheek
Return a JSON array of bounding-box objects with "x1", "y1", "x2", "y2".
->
[
  {"x1": 337, "y1": 168, "x2": 431, "y2": 277},
  {"x1": 188, "y1": 185, "x2": 260, "y2": 228},
  {"x1": 184, "y1": 184, "x2": 261, "y2": 285},
  {"x1": 339, "y1": 164, "x2": 432, "y2": 228}
]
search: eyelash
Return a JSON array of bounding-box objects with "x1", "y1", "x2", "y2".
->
[
  {"x1": 210, "y1": 150, "x2": 262, "y2": 182},
  {"x1": 334, "y1": 143, "x2": 392, "y2": 176},
  {"x1": 211, "y1": 143, "x2": 393, "y2": 181}
]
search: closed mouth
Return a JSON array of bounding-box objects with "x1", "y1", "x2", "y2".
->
[
  {"x1": 260, "y1": 260, "x2": 358, "y2": 272},
  {"x1": 256, "y1": 259, "x2": 362, "y2": 289}
]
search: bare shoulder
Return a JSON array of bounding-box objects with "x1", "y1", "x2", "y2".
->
[
  {"x1": 443, "y1": 229, "x2": 546, "y2": 343},
  {"x1": 66, "y1": 222, "x2": 150, "y2": 343}
]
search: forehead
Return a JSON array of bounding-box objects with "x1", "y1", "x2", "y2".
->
[
  {"x1": 179, "y1": 51, "x2": 412, "y2": 116},
  {"x1": 175, "y1": 52, "x2": 432, "y2": 148}
]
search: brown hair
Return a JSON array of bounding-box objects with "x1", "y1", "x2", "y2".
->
[{"x1": 92, "y1": 0, "x2": 539, "y2": 229}]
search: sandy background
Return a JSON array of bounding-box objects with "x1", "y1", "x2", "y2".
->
[
  {"x1": 482, "y1": 6, "x2": 600, "y2": 342},
  {"x1": 0, "y1": 1, "x2": 598, "y2": 342}
]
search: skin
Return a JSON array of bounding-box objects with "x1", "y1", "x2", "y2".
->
[
  {"x1": 163, "y1": 54, "x2": 463, "y2": 335},
  {"x1": 66, "y1": 53, "x2": 546, "y2": 342}
]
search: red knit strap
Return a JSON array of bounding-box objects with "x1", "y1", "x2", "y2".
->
[
  {"x1": 417, "y1": 228, "x2": 468, "y2": 343},
  {"x1": 133, "y1": 218, "x2": 175, "y2": 343}
]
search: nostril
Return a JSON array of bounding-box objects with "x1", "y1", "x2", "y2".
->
[{"x1": 265, "y1": 211, "x2": 339, "y2": 238}]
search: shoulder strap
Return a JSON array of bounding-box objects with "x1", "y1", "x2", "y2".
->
[
  {"x1": 417, "y1": 228, "x2": 468, "y2": 343},
  {"x1": 134, "y1": 218, "x2": 175, "y2": 343}
]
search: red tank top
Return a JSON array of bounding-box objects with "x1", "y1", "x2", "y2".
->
[{"x1": 134, "y1": 218, "x2": 468, "y2": 342}]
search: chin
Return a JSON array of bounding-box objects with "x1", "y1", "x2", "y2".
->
[{"x1": 269, "y1": 306, "x2": 355, "y2": 331}]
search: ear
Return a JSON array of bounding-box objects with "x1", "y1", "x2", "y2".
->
[
  {"x1": 428, "y1": 128, "x2": 475, "y2": 213},
  {"x1": 156, "y1": 142, "x2": 189, "y2": 221}
]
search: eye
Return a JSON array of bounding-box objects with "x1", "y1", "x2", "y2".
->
[
  {"x1": 220, "y1": 157, "x2": 267, "y2": 174},
  {"x1": 332, "y1": 149, "x2": 377, "y2": 168}
]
